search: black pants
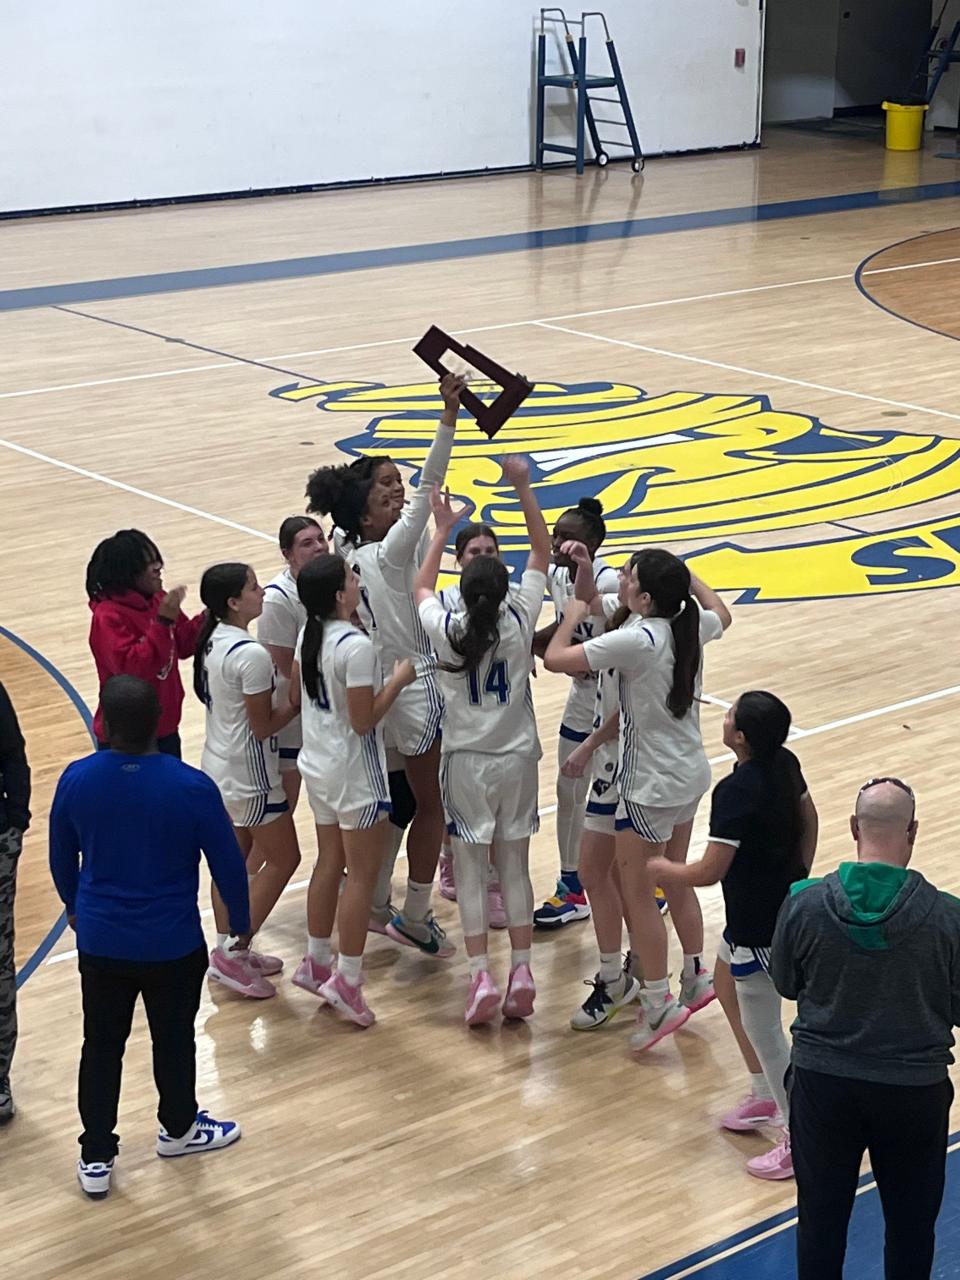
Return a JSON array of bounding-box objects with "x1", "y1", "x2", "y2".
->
[
  {"x1": 96, "y1": 732, "x2": 181, "y2": 759},
  {"x1": 790, "y1": 1065, "x2": 953, "y2": 1280},
  {"x1": 78, "y1": 945, "x2": 207, "y2": 1162},
  {"x1": 0, "y1": 827, "x2": 22, "y2": 1080}
]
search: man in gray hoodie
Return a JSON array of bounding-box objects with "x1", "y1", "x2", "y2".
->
[{"x1": 771, "y1": 777, "x2": 960, "y2": 1280}]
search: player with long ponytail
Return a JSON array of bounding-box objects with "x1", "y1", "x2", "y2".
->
[
  {"x1": 194, "y1": 562, "x2": 302, "y2": 1000},
  {"x1": 415, "y1": 457, "x2": 551, "y2": 1025},
  {"x1": 545, "y1": 547, "x2": 731, "y2": 1053}
]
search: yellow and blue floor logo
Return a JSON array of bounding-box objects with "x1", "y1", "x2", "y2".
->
[{"x1": 272, "y1": 377, "x2": 960, "y2": 601}]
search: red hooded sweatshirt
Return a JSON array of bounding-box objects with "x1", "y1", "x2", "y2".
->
[{"x1": 89, "y1": 591, "x2": 206, "y2": 742}]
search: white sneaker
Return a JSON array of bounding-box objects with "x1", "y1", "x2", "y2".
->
[
  {"x1": 570, "y1": 972, "x2": 641, "y2": 1031},
  {"x1": 679, "y1": 968, "x2": 716, "y2": 1015},
  {"x1": 77, "y1": 1158, "x2": 114, "y2": 1198},
  {"x1": 630, "y1": 993, "x2": 691, "y2": 1053},
  {"x1": 157, "y1": 1110, "x2": 241, "y2": 1157}
]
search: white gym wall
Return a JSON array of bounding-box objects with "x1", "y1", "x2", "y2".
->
[{"x1": 0, "y1": 0, "x2": 764, "y2": 214}]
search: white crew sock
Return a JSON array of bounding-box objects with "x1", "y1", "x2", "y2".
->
[
  {"x1": 403, "y1": 878, "x2": 433, "y2": 924},
  {"x1": 337, "y1": 953, "x2": 363, "y2": 987},
  {"x1": 751, "y1": 1072, "x2": 774, "y2": 1101},
  {"x1": 308, "y1": 936, "x2": 333, "y2": 966}
]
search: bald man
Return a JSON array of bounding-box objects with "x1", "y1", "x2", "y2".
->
[{"x1": 771, "y1": 778, "x2": 960, "y2": 1280}]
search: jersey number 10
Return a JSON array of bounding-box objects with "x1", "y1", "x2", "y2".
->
[{"x1": 468, "y1": 660, "x2": 510, "y2": 707}]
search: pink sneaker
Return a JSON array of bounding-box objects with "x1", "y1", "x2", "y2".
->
[
  {"x1": 465, "y1": 971, "x2": 501, "y2": 1026},
  {"x1": 747, "y1": 1133, "x2": 794, "y2": 1181},
  {"x1": 502, "y1": 964, "x2": 536, "y2": 1020},
  {"x1": 630, "y1": 994, "x2": 690, "y2": 1053},
  {"x1": 248, "y1": 950, "x2": 283, "y2": 977},
  {"x1": 318, "y1": 971, "x2": 376, "y2": 1028},
  {"x1": 488, "y1": 884, "x2": 508, "y2": 930},
  {"x1": 720, "y1": 1095, "x2": 782, "y2": 1132},
  {"x1": 291, "y1": 955, "x2": 334, "y2": 996},
  {"x1": 207, "y1": 947, "x2": 276, "y2": 999},
  {"x1": 438, "y1": 852, "x2": 457, "y2": 902}
]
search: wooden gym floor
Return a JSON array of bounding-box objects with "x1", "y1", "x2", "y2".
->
[{"x1": 5, "y1": 127, "x2": 960, "y2": 1279}]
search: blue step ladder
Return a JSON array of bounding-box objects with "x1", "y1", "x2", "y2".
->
[
  {"x1": 905, "y1": 13, "x2": 960, "y2": 105},
  {"x1": 536, "y1": 8, "x2": 644, "y2": 176}
]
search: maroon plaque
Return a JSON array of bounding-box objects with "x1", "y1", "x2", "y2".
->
[{"x1": 413, "y1": 325, "x2": 535, "y2": 438}]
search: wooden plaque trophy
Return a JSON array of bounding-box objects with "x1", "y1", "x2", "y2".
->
[{"x1": 413, "y1": 326, "x2": 534, "y2": 438}]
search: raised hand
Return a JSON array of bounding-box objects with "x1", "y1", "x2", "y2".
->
[
  {"x1": 440, "y1": 372, "x2": 468, "y2": 412},
  {"x1": 500, "y1": 454, "x2": 530, "y2": 486},
  {"x1": 158, "y1": 585, "x2": 187, "y2": 620},
  {"x1": 430, "y1": 484, "x2": 474, "y2": 532},
  {"x1": 559, "y1": 540, "x2": 591, "y2": 574}
]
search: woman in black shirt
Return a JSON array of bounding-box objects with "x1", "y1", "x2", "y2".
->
[{"x1": 650, "y1": 690, "x2": 818, "y2": 1181}]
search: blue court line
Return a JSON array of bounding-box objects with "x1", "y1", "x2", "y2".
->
[
  {"x1": 854, "y1": 227, "x2": 960, "y2": 344},
  {"x1": 640, "y1": 1130, "x2": 960, "y2": 1279},
  {"x1": 0, "y1": 623, "x2": 95, "y2": 988},
  {"x1": 5, "y1": 179, "x2": 960, "y2": 313}
]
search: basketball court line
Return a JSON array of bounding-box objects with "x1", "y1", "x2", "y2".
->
[
  {"x1": 642, "y1": 1132, "x2": 960, "y2": 1279},
  {"x1": 0, "y1": 436, "x2": 276, "y2": 542},
  {"x1": 4, "y1": 251, "x2": 960, "y2": 402},
  {"x1": 38, "y1": 680, "x2": 960, "y2": 972},
  {"x1": 534, "y1": 320, "x2": 960, "y2": 423},
  {"x1": 5, "y1": 177, "x2": 960, "y2": 313}
]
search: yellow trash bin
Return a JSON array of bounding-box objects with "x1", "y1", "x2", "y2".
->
[{"x1": 882, "y1": 101, "x2": 928, "y2": 151}]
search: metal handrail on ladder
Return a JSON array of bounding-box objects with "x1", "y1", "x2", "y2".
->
[{"x1": 536, "y1": 7, "x2": 643, "y2": 175}]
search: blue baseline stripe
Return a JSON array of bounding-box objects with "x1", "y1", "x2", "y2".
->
[
  {"x1": 0, "y1": 624, "x2": 96, "y2": 989},
  {"x1": 639, "y1": 1131, "x2": 960, "y2": 1279},
  {"x1": 5, "y1": 181, "x2": 960, "y2": 313}
]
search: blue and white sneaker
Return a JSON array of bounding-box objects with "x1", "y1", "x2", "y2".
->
[
  {"x1": 156, "y1": 1110, "x2": 241, "y2": 1158},
  {"x1": 533, "y1": 878, "x2": 591, "y2": 928},
  {"x1": 386, "y1": 911, "x2": 455, "y2": 958},
  {"x1": 77, "y1": 1157, "x2": 114, "y2": 1198}
]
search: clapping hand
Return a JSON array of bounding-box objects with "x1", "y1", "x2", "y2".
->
[{"x1": 158, "y1": 586, "x2": 187, "y2": 621}]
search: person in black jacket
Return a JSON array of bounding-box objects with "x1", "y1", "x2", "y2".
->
[{"x1": 0, "y1": 680, "x2": 31, "y2": 1123}]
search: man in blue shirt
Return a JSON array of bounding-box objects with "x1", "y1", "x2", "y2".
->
[{"x1": 50, "y1": 675, "x2": 251, "y2": 1199}]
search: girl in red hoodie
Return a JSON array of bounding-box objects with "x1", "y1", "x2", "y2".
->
[{"x1": 86, "y1": 530, "x2": 205, "y2": 758}]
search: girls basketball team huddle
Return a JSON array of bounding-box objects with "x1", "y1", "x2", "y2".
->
[{"x1": 85, "y1": 372, "x2": 818, "y2": 1180}]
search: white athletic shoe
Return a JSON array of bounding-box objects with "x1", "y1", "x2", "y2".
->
[
  {"x1": 571, "y1": 971, "x2": 642, "y2": 1031},
  {"x1": 77, "y1": 1158, "x2": 114, "y2": 1198},
  {"x1": 156, "y1": 1111, "x2": 241, "y2": 1157}
]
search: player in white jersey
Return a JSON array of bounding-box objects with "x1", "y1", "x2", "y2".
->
[
  {"x1": 328, "y1": 457, "x2": 424, "y2": 935},
  {"x1": 532, "y1": 498, "x2": 618, "y2": 930},
  {"x1": 435, "y1": 519, "x2": 517, "y2": 925},
  {"x1": 416, "y1": 456, "x2": 551, "y2": 1026},
  {"x1": 305, "y1": 373, "x2": 465, "y2": 959},
  {"x1": 561, "y1": 631, "x2": 641, "y2": 1029},
  {"x1": 193, "y1": 563, "x2": 303, "y2": 1000},
  {"x1": 545, "y1": 546, "x2": 732, "y2": 1052},
  {"x1": 331, "y1": 454, "x2": 406, "y2": 559},
  {"x1": 256, "y1": 516, "x2": 328, "y2": 813},
  {"x1": 287, "y1": 554, "x2": 416, "y2": 1027}
]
